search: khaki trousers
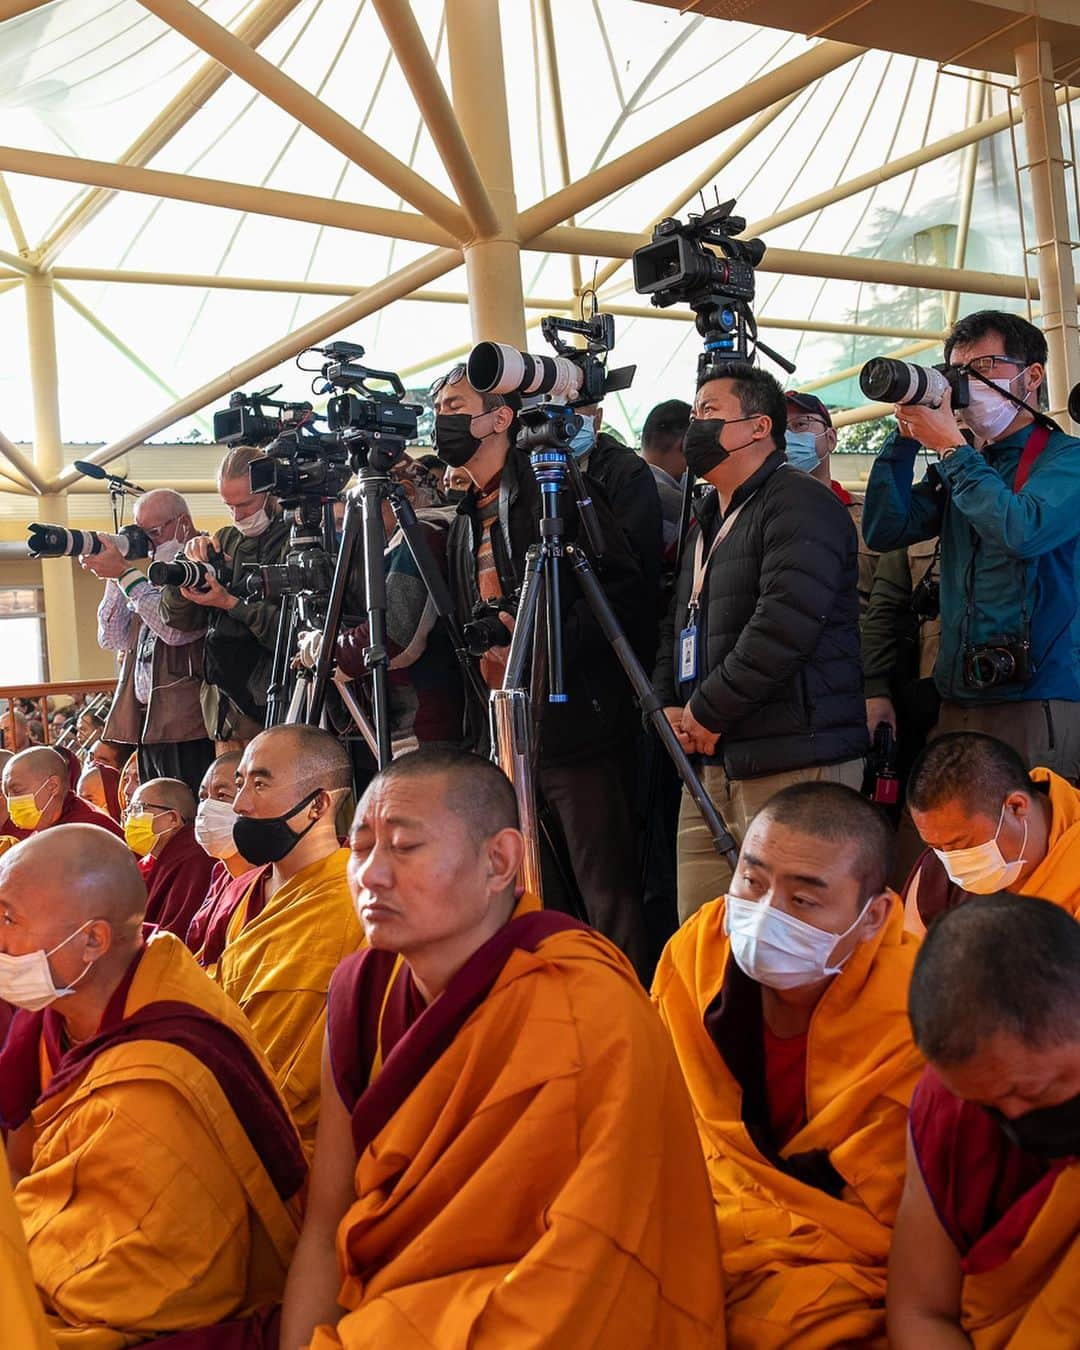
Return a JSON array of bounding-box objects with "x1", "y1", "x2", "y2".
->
[{"x1": 676, "y1": 758, "x2": 865, "y2": 924}]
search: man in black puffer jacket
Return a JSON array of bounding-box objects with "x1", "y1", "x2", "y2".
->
[{"x1": 654, "y1": 364, "x2": 868, "y2": 921}]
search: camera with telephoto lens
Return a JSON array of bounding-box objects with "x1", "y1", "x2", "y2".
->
[
  {"x1": 467, "y1": 312, "x2": 635, "y2": 412},
  {"x1": 147, "y1": 557, "x2": 220, "y2": 593},
  {"x1": 27, "y1": 523, "x2": 151, "y2": 560},
  {"x1": 962, "y1": 636, "x2": 1033, "y2": 690},
  {"x1": 859, "y1": 358, "x2": 970, "y2": 410},
  {"x1": 243, "y1": 547, "x2": 335, "y2": 603}
]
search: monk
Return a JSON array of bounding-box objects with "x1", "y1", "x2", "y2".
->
[
  {"x1": 3, "y1": 745, "x2": 123, "y2": 839},
  {"x1": 889, "y1": 894, "x2": 1080, "y2": 1347},
  {"x1": 186, "y1": 750, "x2": 251, "y2": 953},
  {"x1": 77, "y1": 760, "x2": 123, "y2": 821},
  {"x1": 653, "y1": 782, "x2": 924, "y2": 1348},
  {"x1": 281, "y1": 747, "x2": 723, "y2": 1350},
  {"x1": 903, "y1": 732, "x2": 1080, "y2": 932},
  {"x1": 0, "y1": 825, "x2": 305, "y2": 1348},
  {"x1": 195, "y1": 724, "x2": 363, "y2": 1156},
  {"x1": 123, "y1": 775, "x2": 216, "y2": 938},
  {"x1": 0, "y1": 1146, "x2": 51, "y2": 1349}
]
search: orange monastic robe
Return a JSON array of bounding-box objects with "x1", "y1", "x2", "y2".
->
[
  {"x1": 311, "y1": 910, "x2": 725, "y2": 1349},
  {"x1": 1015, "y1": 767, "x2": 1080, "y2": 915},
  {"x1": 209, "y1": 847, "x2": 364, "y2": 1155},
  {"x1": 9, "y1": 932, "x2": 304, "y2": 1349},
  {"x1": 653, "y1": 895, "x2": 923, "y2": 1349},
  {"x1": 964, "y1": 1164, "x2": 1080, "y2": 1346},
  {"x1": 1, "y1": 1147, "x2": 52, "y2": 1350}
]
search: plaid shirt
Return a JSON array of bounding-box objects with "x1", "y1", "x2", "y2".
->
[{"x1": 97, "y1": 570, "x2": 201, "y2": 705}]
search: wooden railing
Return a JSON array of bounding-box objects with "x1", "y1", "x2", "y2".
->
[{"x1": 0, "y1": 679, "x2": 114, "y2": 750}]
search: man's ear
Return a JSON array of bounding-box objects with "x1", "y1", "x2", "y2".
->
[
  {"x1": 860, "y1": 890, "x2": 892, "y2": 941},
  {"x1": 823, "y1": 426, "x2": 838, "y2": 454},
  {"x1": 491, "y1": 404, "x2": 514, "y2": 436},
  {"x1": 486, "y1": 827, "x2": 524, "y2": 894}
]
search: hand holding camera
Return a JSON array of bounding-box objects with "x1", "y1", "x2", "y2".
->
[
  {"x1": 79, "y1": 537, "x2": 131, "y2": 580},
  {"x1": 892, "y1": 384, "x2": 966, "y2": 454}
]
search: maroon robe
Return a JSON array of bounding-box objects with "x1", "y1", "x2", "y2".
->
[
  {"x1": 328, "y1": 910, "x2": 586, "y2": 1154},
  {"x1": 6, "y1": 790, "x2": 125, "y2": 843},
  {"x1": 185, "y1": 860, "x2": 235, "y2": 954},
  {"x1": 910, "y1": 1066, "x2": 1066, "y2": 1274},
  {"x1": 142, "y1": 825, "x2": 217, "y2": 938},
  {"x1": 192, "y1": 866, "x2": 269, "y2": 968},
  {"x1": 99, "y1": 763, "x2": 123, "y2": 822}
]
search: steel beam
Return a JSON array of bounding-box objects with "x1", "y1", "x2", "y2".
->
[
  {"x1": 135, "y1": 0, "x2": 469, "y2": 240},
  {"x1": 37, "y1": 0, "x2": 307, "y2": 267},
  {"x1": 48, "y1": 245, "x2": 463, "y2": 490},
  {"x1": 0, "y1": 145, "x2": 455, "y2": 248},
  {"x1": 516, "y1": 41, "x2": 864, "y2": 241},
  {"x1": 371, "y1": 0, "x2": 497, "y2": 241}
]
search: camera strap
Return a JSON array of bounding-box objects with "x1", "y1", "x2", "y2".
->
[
  {"x1": 688, "y1": 494, "x2": 754, "y2": 618},
  {"x1": 1013, "y1": 422, "x2": 1052, "y2": 493}
]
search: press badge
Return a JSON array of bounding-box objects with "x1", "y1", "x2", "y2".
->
[{"x1": 679, "y1": 623, "x2": 698, "y2": 683}]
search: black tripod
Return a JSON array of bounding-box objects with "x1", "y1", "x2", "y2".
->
[
  {"x1": 305, "y1": 436, "x2": 487, "y2": 763},
  {"x1": 496, "y1": 406, "x2": 738, "y2": 876}
]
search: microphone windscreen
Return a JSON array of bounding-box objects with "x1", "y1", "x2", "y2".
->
[{"x1": 73, "y1": 460, "x2": 108, "y2": 480}]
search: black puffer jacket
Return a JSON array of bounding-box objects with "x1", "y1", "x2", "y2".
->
[
  {"x1": 654, "y1": 451, "x2": 869, "y2": 779},
  {"x1": 447, "y1": 445, "x2": 651, "y2": 766}
]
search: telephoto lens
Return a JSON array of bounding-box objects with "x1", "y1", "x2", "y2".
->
[
  {"x1": 467, "y1": 342, "x2": 583, "y2": 402},
  {"x1": 859, "y1": 358, "x2": 953, "y2": 409},
  {"x1": 26, "y1": 524, "x2": 95, "y2": 558},
  {"x1": 147, "y1": 558, "x2": 216, "y2": 590}
]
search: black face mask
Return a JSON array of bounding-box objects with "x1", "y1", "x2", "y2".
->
[
  {"x1": 232, "y1": 788, "x2": 323, "y2": 867},
  {"x1": 987, "y1": 1092, "x2": 1080, "y2": 1159},
  {"x1": 434, "y1": 413, "x2": 483, "y2": 468},
  {"x1": 445, "y1": 488, "x2": 470, "y2": 507},
  {"x1": 683, "y1": 416, "x2": 758, "y2": 479}
]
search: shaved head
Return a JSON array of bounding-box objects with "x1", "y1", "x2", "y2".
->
[
  {"x1": 910, "y1": 894, "x2": 1080, "y2": 1066},
  {"x1": 78, "y1": 763, "x2": 106, "y2": 810},
  {"x1": 4, "y1": 745, "x2": 69, "y2": 798},
  {"x1": 358, "y1": 747, "x2": 518, "y2": 846},
  {"x1": 135, "y1": 488, "x2": 189, "y2": 524},
  {"x1": 132, "y1": 777, "x2": 196, "y2": 824},
  {"x1": 245, "y1": 724, "x2": 352, "y2": 795},
  {"x1": 201, "y1": 751, "x2": 242, "y2": 802},
  {"x1": 0, "y1": 825, "x2": 146, "y2": 933},
  {"x1": 908, "y1": 733, "x2": 1030, "y2": 817},
  {"x1": 752, "y1": 781, "x2": 894, "y2": 896}
]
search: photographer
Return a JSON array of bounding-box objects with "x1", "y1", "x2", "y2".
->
[
  {"x1": 655, "y1": 364, "x2": 868, "y2": 921},
  {"x1": 862, "y1": 311, "x2": 1080, "y2": 777},
  {"x1": 83, "y1": 489, "x2": 213, "y2": 795},
  {"x1": 159, "y1": 446, "x2": 290, "y2": 745},
  {"x1": 432, "y1": 364, "x2": 653, "y2": 977}
]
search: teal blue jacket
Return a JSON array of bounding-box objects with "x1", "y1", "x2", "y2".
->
[{"x1": 862, "y1": 422, "x2": 1080, "y2": 703}]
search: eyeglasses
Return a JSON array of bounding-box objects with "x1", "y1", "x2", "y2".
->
[
  {"x1": 962, "y1": 355, "x2": 1027, "y2": 377},
  {"x1": 122, "y1": 802, "x2": 171, "y2": 820},
  {"x1": 428, "y1": 364, "x2": 467, "y2": 398},
  {"x1": 787, "y1": 416, "x2": 829, "y2": 434},
  {"x1": 142, "y1": 516, "x2": 179, "y2": 542}
]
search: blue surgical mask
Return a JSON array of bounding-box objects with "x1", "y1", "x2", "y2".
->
[
  {"x1": 784, "y1": 431, "x2": 821, "y2": 473},
  {"x1": 569, "y1": 421, "x2": 596, "y2": 459}
]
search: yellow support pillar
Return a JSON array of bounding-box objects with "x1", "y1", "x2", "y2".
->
[
  {"x1": 446, "y1": 0, "x2": 527, "y2": 349},
  {"x1": 1015, "y1": 41, "x2": 1080, "y2": 427},
  {"x1": 23, "y1": 272, "x2": 78, "y2": 679}
]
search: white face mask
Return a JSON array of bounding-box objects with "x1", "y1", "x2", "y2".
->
[
  {"x1": 962, "y1": 370, "x2": 1027, "y2": 445},
  {"x1": 724, "y1": 893, "x2": 871, "y2": 990},
  {"x1": 151, "y1": 535, "x2": 184, "y2": 563},
  {"x1": 933, "y1": 801, "x2": 1028, "y2": 893},
  {"x1": 0, "y1": 921, "x2": 96, "y2": 1012},
  {"x1": 233, "y1": 505, "x2": 270, "y2": 539},
  {"x1": 195, "y1": 797, "x2": 239, "y2": 859}
]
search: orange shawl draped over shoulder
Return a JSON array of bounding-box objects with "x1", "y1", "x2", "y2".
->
[
  {"x1": 0, "y1": 1146, "x2": 52, "y2": 1349},
  {"x1": 652, "y1": 896, "x2": 923, "y2": 1350},
  {"x1": 311, "y1": 914, "x2": 725, "y2": 1349}
]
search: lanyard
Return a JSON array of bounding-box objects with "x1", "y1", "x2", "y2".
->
[
  {"x1": 688, "y1": 495, "x2": 753, "y2": 615},
  {"x1": 1013, "y1": 422, "x2": 1052, "y2": 493}
]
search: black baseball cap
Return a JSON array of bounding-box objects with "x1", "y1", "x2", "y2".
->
[
  {"x1": 784, "y1": 391, "x2": 833, "y2": 427},
  {"x1": 642, "y1": 399, "x2": 692, "y2": 441}
]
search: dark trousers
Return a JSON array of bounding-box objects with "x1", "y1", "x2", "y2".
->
[
  {"x1": 933, "y1": 698, "x2": 1080, "y2": 781},
  {"x1": 538, "y1": 750, "x2": 650, "y2": 983},
  {"x1": 138, "y1": 739, "x2": 216, "y2": 797}
]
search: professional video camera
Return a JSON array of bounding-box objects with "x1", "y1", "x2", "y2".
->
[
  {"x1": 212, "y1": 385, "x2": 314, "y2": 447},
  {"x1": 316, "y1": 340, "x2": 421, "y2": 469},
  {"x1": 632, "y1": 197, "x2": 792, "y2": 381},
  {"x1": 859, "y1": 358, "x2": 970, "y2": 410},
  {"x1": 27, "y1": 523, "x2": 151, "y2": 560}
]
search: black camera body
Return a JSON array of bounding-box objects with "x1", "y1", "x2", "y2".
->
[
  {"x1": 213, "y1": 386, "x2": 314, "y2": 447},
  {"x1": 962, "y1": 635, "x2": 1033, "y2": 690},
  {"x1": 463, "y1": 597, "x2": 516, "y2": 656},
  {"x1": 250, "y1": 425, "x2": 351, "y2": 506},
  {"x1": 632, "y1": 200, "x2": 764, "y2": 311},
  {"x1": 910, "y1": 574, "x2": 940, "y2": 623}
]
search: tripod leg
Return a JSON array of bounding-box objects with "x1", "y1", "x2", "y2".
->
[
  {"x1": 565, "y1": 543, "x2": 739, "y2": 869},
  {"x1": 358, "y1": 481, "x2": 393, "y2": 768},
  {"x1": 490, "y1": 689, "x2": 543, "y2": 899},
  {"x1": 266, "y1": 595, "x2": 298, "y2": 728},
  {"x1": 309, "y1": 495, "x2": 362, "y2": 723}
]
